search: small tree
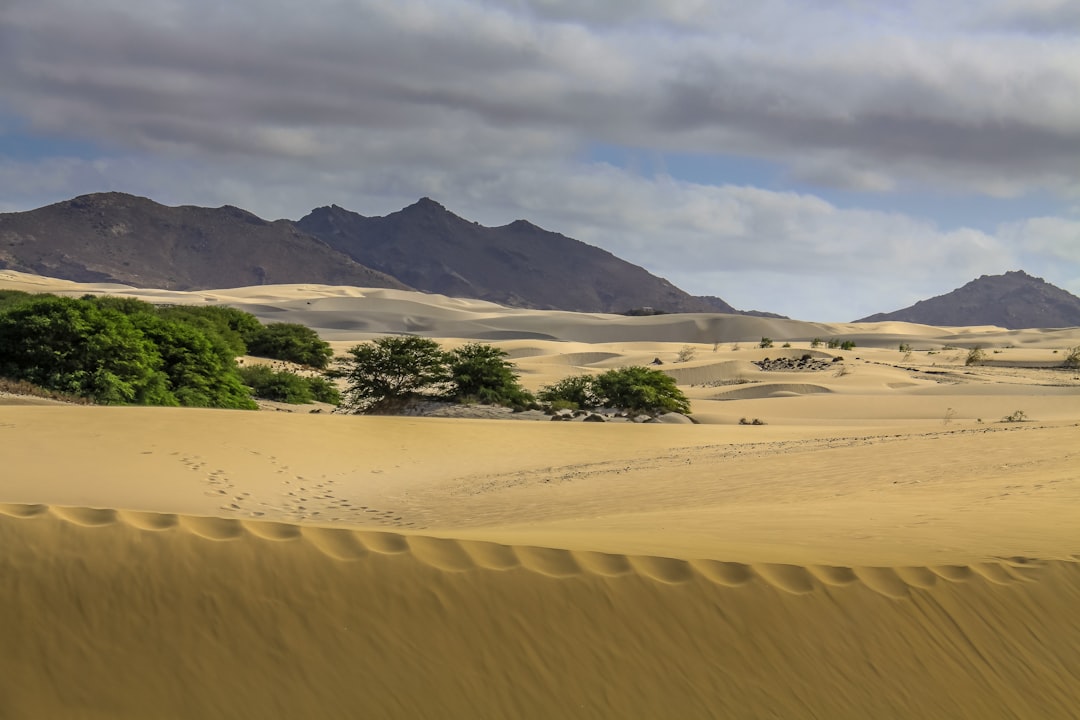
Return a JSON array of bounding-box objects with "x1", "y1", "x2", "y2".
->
[
  {"x1": 538, "y1": 374, "x2": 598, "y2": 410},
  {"x1": 810, "y1": 338, "x2": 823, "y2": 348},
  {"x1": 444, "y1": 342, "x2": 534, "y2": 408},
  {"x1": 331, "y1": 336, "x2": 449, "y2": 413},
  {"x1": 840, "y1": 340, "x2": 857, "y2": 351},
  {"x1": 759, "y1": 337, "x2": 773, "y2": 349},
  {"x1": 591, "y1": 366, "x2": 691, "y2": 414}
]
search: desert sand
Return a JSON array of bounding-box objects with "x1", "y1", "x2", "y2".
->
[{"x1": 1, "y1": 269, "x2": 1079, "y2": 719}]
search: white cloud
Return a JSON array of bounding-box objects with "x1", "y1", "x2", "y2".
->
[{"x1": 1, "y1": 0, "x2": 1079, "y2": 318}]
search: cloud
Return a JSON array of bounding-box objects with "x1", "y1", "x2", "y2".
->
[
  {"x1": 1, "y1": 0, "x2": 1078, "y2": 318},
  {"x1": 3, "y1": 0, "x2": 1079, "y2": 198}
]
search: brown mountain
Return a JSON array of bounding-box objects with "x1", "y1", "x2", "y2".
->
[
  {"x1": 0, "y1": 192, "x2": 409, "y2": 291},
  {"x1": 856, "y1": 270, "x2": 1080, "y2": 329},
  {"x1": 296, "y1": 198, "x2": 732, "y2": 314}
]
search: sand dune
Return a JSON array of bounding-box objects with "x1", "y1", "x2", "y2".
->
[{"x1": 2, "y1": 270, "x2": 1080, "y2": 718}]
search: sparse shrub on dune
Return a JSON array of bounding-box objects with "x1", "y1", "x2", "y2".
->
[
  {"x1": 537, "y1": 375, "x2": 598, "y2": 411},
  {"x1": 443, "y1": 342, "x2": 535, "y2": 410},
  {"x1": 331, "y1": 336, "x2": 450, "y2": 413},
  {"x1": 540, "y1": 367, "x2": 691, "y2": 415},
  {"x1": 592, "y1": 366, "x2": 691, "y2": 415},
  {"x1": 1063, "y1": 346, "x2": 1080, "y2": 369},
  {"x1": 965, "y1": 346, "x2": 987, "y2": 366},
  {"x1": 331, "y1": 337, "x2": 533, "y2": 413},
  {"x1": 759, "y1": 337, "x2": 773, "y2": 349}
]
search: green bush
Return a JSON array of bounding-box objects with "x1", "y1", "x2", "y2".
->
[
  {"x1": 445, "y1": 342, "x2": 535, "y2": 409},
  {"x1": 0, "y1": 294, "x2": 256, "y2": 408},
  {"x1": 810, "y1": 338, "x2": 823, "y2": 348},
  {"x1": 247, "y1": 323, "x2": 333, "y2": 368},
  {"x1": 331, "y1": 337, "x2": 537, "y2": 413},
  {"x1": 331, "y1": 336, "x2": 450, "y2": 413},
  {"x1": 539, "y1": 368, "x2": 690, "y2": 415},
  {"x1": 759, "y1": 337, "x2": 773, "y2": 349},
  {"x1": 0, "y1": 289, "x2": 32, "y2": 312},
  {"x1": 239, "y1": 365, "x2": 341, "y2": 405},
  {"x1": 537, "y1": 374, "x2": 598, "y2": 410},
  {"x1": 0, "y1": 296, "x2": 170, "y2": 404},
  {"x1": 840, "y1": 340, "x2": 856, "y2": 351},
  {"x1": 592, "y1": 366, "x2": 690, "y2": 414},
  {"x1": 157, "y1": 304, "x2": 263, "y2": 357}
]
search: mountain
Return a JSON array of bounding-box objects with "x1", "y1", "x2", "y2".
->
[
  {"x1": 856, "y1": 270, "x2": 1080, "y2": 329},
  {"x1": 0, "y1": 193, "x2": 409, "y2": 291},
  {"x1": 296, "y1": 198, "x2": 729, "y2": 314}
]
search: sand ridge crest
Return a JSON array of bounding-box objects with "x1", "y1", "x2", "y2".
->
[{"x1": 0, "y1": 502, "x2": 1064, "y2": 599}]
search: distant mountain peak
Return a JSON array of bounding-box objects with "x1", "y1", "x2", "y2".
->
[
  {"x1": 403, "y1": 197, "x2": 448, "y2": 213},
  {"x1": 856, "y1": 270, "x2": 1080, "y2": 329},
  {"x1": 296, "y1": 199, "x2": 734, "y2": 314}
]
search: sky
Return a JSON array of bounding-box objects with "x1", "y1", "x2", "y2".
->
[{"x1": 1, "y1": 0, "x2": 1079, "y2": 321}]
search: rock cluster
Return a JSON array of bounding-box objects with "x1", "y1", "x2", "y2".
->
[
  {"x1": 754, "y1": 356, "x2": 839, "y2": 372},
  {"x1": 547, "y1": 408, "x2": 694, "y2": 424}
]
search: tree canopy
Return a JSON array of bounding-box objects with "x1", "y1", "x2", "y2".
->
[
  {"x1": 538, "y1": 366, "x2": 690, "y2": 415},
  {"x1": 0, "y1": 294, "x2": 256, "y2": 408},
  {"x1": 331, "y1": 336, "x2": 534, "y2": 413}
]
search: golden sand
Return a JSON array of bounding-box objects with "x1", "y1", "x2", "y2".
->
[{"x1": 1, "y1": 270, "x2": 1079, "y2": 718}]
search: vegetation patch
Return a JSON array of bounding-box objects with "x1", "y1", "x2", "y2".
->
[
  {"x1": 331, "y1": 336, "x2": 535, "y2": 414},
  {"x1": 539, "y1": 366, "x2": 690, "y2": 415}
]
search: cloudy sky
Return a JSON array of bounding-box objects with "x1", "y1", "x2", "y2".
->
[{"x1": 2, "y1": 0, "x2": 1078, "y2": 320}]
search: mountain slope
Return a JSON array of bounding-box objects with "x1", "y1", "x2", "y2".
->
[
  {"x1": 296, "y1": 198, "x2": 730, "y2": 314},
  {"x1": 856, "y1": 271, "x2": 1080, "y2": 329},
  {"x1": 0, "y1": 193, "x2": 409, "y2": 291}
]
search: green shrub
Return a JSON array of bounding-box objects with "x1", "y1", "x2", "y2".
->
[
  {"x1": 965, "y1": 346, "x2": 986, "y2": 366},
  {"x1": 591, "y1": 366, "x2": 691, "y2": 414},
  {"x1": 899, "y1": 343, "x2": 912, "y2": 353},
  {"x1": 0, "y1": 294, "x2": 257, "y2": 408},
  {"x1": 840, "y1": 340, "x2": 856, "y2": 351},
  {"x1": 306, "y1": 376, "x2": 342, "y2": 404},
  {"x1": 0, "y1": 295, "x2": 171, "y2": 404},
  {"x1": 331, "y1": 336, "x2": 450, "y2": 413},
  {"x1": 239, "y1": 365, "x2": 340, "y2": 405},
  {"x1": 810, "y1": 338, "x2": 823, "y2": 348},
  {"x1": 538, "y1": 374, "x2": 598, "y2": 409},
  {"x1": 759, "y1": 337, "x2": 773, "y2": 349},
  {"x1": 157, "y1": 304, "x2": 263, "y2": 357},
  {"x1": 239, "y1": 364, "x2": 313, "y2": 403},
  {"x1": 0, "y1": 289, "x2": 33, "y2": 312},
  {"x1": 247, "y1": 323, "x2": 333, "y2": 368},
  {"x1": 540, "y1": 368, "x2": 690, "y2": 415},
  {"x1": 444, "y1": 342, "x2": 535, "y2": 409}
]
